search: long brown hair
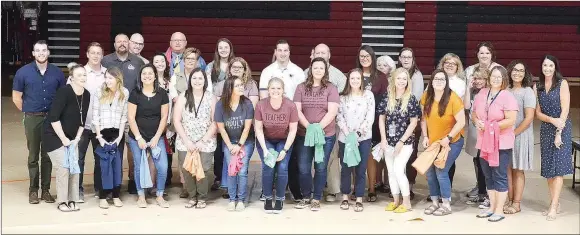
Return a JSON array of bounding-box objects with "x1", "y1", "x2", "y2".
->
[
  {"x1": 305, "y1": 57, "x2": 330, "y2": 92},
  {"x1": 423, "y1": 69, "x2": 452, "y2": 117},
  {"x1": 227, "y1": 57, "x2": 252, "y2": 84},
  {"x1": 340, "y1": 68, "x2": 363, "y2": 96},
  {"x1": 355, "y1": 45, "x2": 378, "y2": 88},
  {"x1": 211, "y1": 38, "x2": 235, "y2": 83},
  {"x1": 397, "y1": 47, "x2": 420, "y2": 78},
  {"x1": 184, "y1": 68, "x2": 208, "y2": 115},
  {"x1": 506, "y1": 60, "x2": 533, "y2": 88},
  {"x1": 220, "y1": 76, "x2": 249, "y2": 115}
]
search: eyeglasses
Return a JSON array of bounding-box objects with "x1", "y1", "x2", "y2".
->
[
  {"x1": 444, "y1": 62, "x2": 457, "y2": 67},
  {"x1": 130, "y1": 40, "x2": 144, "y2": 47},
  {"x1": 512, "y1": 69, "x2": 525, "y2": 73},
  {"x1": 490, "y1": 75, "x2": 503, "y2": 80},
  {"x1": 231, "y1": 65, "x2": 244, "y2": 70}
]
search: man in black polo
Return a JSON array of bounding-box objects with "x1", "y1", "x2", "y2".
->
[
  {"x1": 102, "y1": 33, "x2": 145, "y2": 194},
  {"x1": 12, "y1": 40, "x2": 66, "y2": 204}
]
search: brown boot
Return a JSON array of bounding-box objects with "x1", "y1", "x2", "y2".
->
[
  {"x1": 41, "y1": 190, "x2": 55, "y2": 203},
  {"x1": 29, "y1": 191, "x2": 39, "y2": 204}
]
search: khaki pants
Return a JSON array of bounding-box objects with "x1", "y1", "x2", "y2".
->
[
  {"x1": 47, "y1": 146, "x2": 79, "y2": 203},
  {"x1": 177, "y1": 151, "x2": 214, "y2": 200},
  {"x1": 326, "y1": 129, "x2": 341, "y2": 195}
]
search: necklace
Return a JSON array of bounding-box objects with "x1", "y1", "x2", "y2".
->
[{"x1": 74, "y1": 91, "x2": 84, "y2": 126}]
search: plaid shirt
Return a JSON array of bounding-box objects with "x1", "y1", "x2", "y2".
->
[{"x1": 92, "y1": 87, "x2": 129, "y2": 132}]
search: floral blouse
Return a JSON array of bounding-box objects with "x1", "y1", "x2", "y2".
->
[
  {"x1": 175, "y1": 90, "x2": 217, "y2": 152},
  {"x1": 377, "y1": 93, "x2": 422, "y2": 146},
  {"x1": 336, "y1": 90, "x2": 375, "y2": 143}
]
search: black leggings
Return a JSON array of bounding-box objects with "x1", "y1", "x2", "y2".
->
[
  {"x1": 214, "y1": 134, "x2": 224, "y2": 182},
  {"x1": 474, "y1": 151, "x2": 487, "y2": 194}
]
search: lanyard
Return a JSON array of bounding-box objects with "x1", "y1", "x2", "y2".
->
[
  {"x1": 485, "y1": 90, "x2": 501, "y2": 118},
  {"x1": 193, "y1": 92, "x2": 205, "y2": 118}
]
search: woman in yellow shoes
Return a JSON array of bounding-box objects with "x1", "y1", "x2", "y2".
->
[{"x1": 378, "y1": 68, "x2": 422, "y2": 214}]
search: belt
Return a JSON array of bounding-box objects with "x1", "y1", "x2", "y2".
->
[{"x1": 25, "y1": 112, "x2": 48, "y2": 116}]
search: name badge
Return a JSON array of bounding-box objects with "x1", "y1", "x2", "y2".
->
[{"x1": 388, "y1": 123, "x2": 396, "y2": 136}]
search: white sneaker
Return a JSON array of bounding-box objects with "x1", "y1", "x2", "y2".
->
[
  {"x1": 235, "y1": 202, "x2": 246, "y2": 211},
  {"x1": 227, "y1": 201, "x2": 236, "y2": 211}
]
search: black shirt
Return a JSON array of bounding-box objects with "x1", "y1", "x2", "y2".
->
[
  {"x1": 377, "y1": 93, "x2": 422, "y2": 146},
  {"x1": 128, "y1": 89, "x2": 169, "y2": 142},
  {"x1": 43, "y1": 85, "x2": 90, "y2": 152}
]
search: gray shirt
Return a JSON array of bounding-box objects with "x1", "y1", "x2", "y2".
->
[
  {"x1": 411, "y1": 70, "x2": 425, "y2": 102},
  {"x1": 102, "y1": 53, "x2": 145, "y2": 93},
  {"x1": 214, "y1": 98, "x2": 255, "y2": 142}
]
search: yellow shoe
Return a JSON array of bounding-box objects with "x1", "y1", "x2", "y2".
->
[
  {"x1": 385, "y1": 202, "x2": 397, "y2": 211},
  {"x1": 394, "y1": 205, "x2": 410, "y2": 213}
]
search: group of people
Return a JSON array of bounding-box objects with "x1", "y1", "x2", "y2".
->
[{"x1": 12, "y1": 32, "x2": 573, "y2": 222}]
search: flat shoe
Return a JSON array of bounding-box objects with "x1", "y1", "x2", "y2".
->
[
  {"x1": 394, "y1": 205, "x2": 410, "y2": 213},
  {"x1": 385, "y1": 202, "x2": 398, "y2": 211},
  {"x1": 476, "y1": 211, "x2": 494, "y2": 218},
  {"x1": 488, "y1": 214, "x2": 505, "y2": 222}
]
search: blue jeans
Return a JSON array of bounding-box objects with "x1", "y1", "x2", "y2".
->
[
  {"x1": 127, "y1": 137, "x2": 168, "y2": 197},
  {"x1": 296, "y1": 135, "x2": 336, "y2": 201},
  {"x1": 425, "y1": 137, "x2": 464, "y2": 200},
  {"x1": 338, "y1": 139, "x2": 371, "y2": 197},
  {"x1": 257, "y1": 139, "x2": 294, "y2": 201},
  {"x1": 480, "y1": 149, "x2": 512, "y2": 192},
  {"x1": 223, "y1": 140, "x2": 255, "y2": 202}
]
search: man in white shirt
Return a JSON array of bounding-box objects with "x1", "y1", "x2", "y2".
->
[
  {"x1": 303, "y1": 43, "x2": 347, "y2": 201},
  {"x1": 259, "y1": 40, "x2": 305, "y2": 99},
  {"x1": 78, "y1": 42, "x2": 108, "y2": 202},
  {"x1": 129, "y1": 33, "x2": 149, "y2": 64},
  {"x1": 259, "y1": 40, "x2": 305, "y2": 202}
]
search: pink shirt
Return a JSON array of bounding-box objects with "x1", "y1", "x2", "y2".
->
[{"x1": 473, "y1": 88, "x2": 519, "y2": 150}]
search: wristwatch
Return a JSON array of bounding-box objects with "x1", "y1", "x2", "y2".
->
[{"x1": 446, "y1": 135, "x2": 453, "y2": 141}]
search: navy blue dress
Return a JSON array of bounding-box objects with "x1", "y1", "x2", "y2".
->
[{"x1": 538, "y1": 80, "x2": 573, "y2": 178}]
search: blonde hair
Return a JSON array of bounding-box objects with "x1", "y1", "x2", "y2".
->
[
  {"x1": 100, "y1": 67, "x2": 125, "y2": 103},
  {"x1": 267, "y1": 77, "x2": 285, "y2": 90},
  {"x1": 386, "y1": 67, "x2": 412, "y2": 114},
  {"x1": 183, "y1": 47, "x2": 201, "y2": 61},
  {"x1": 436, "y1": 53, "x2": 465, "y2": 80}
]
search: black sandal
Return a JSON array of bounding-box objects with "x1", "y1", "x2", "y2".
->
[
  {"x1": 354, "y1": 202, "x2": 364, "y2": 212},
  {"x1": 68, "y1": 201, "x2": 80, "y2": 211},
  {"x1": 57, "y1": 202, "x2": 72, "y2": 212},
  {"x1": 340, "y1": 200, "x2": 349, "y2": 210},
  {"x1": 367, "y1": 193, "x2": 377, "y2": 202},
  {"x1": 185, "y1": 200, "x2": 197, "y2": 208}
]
